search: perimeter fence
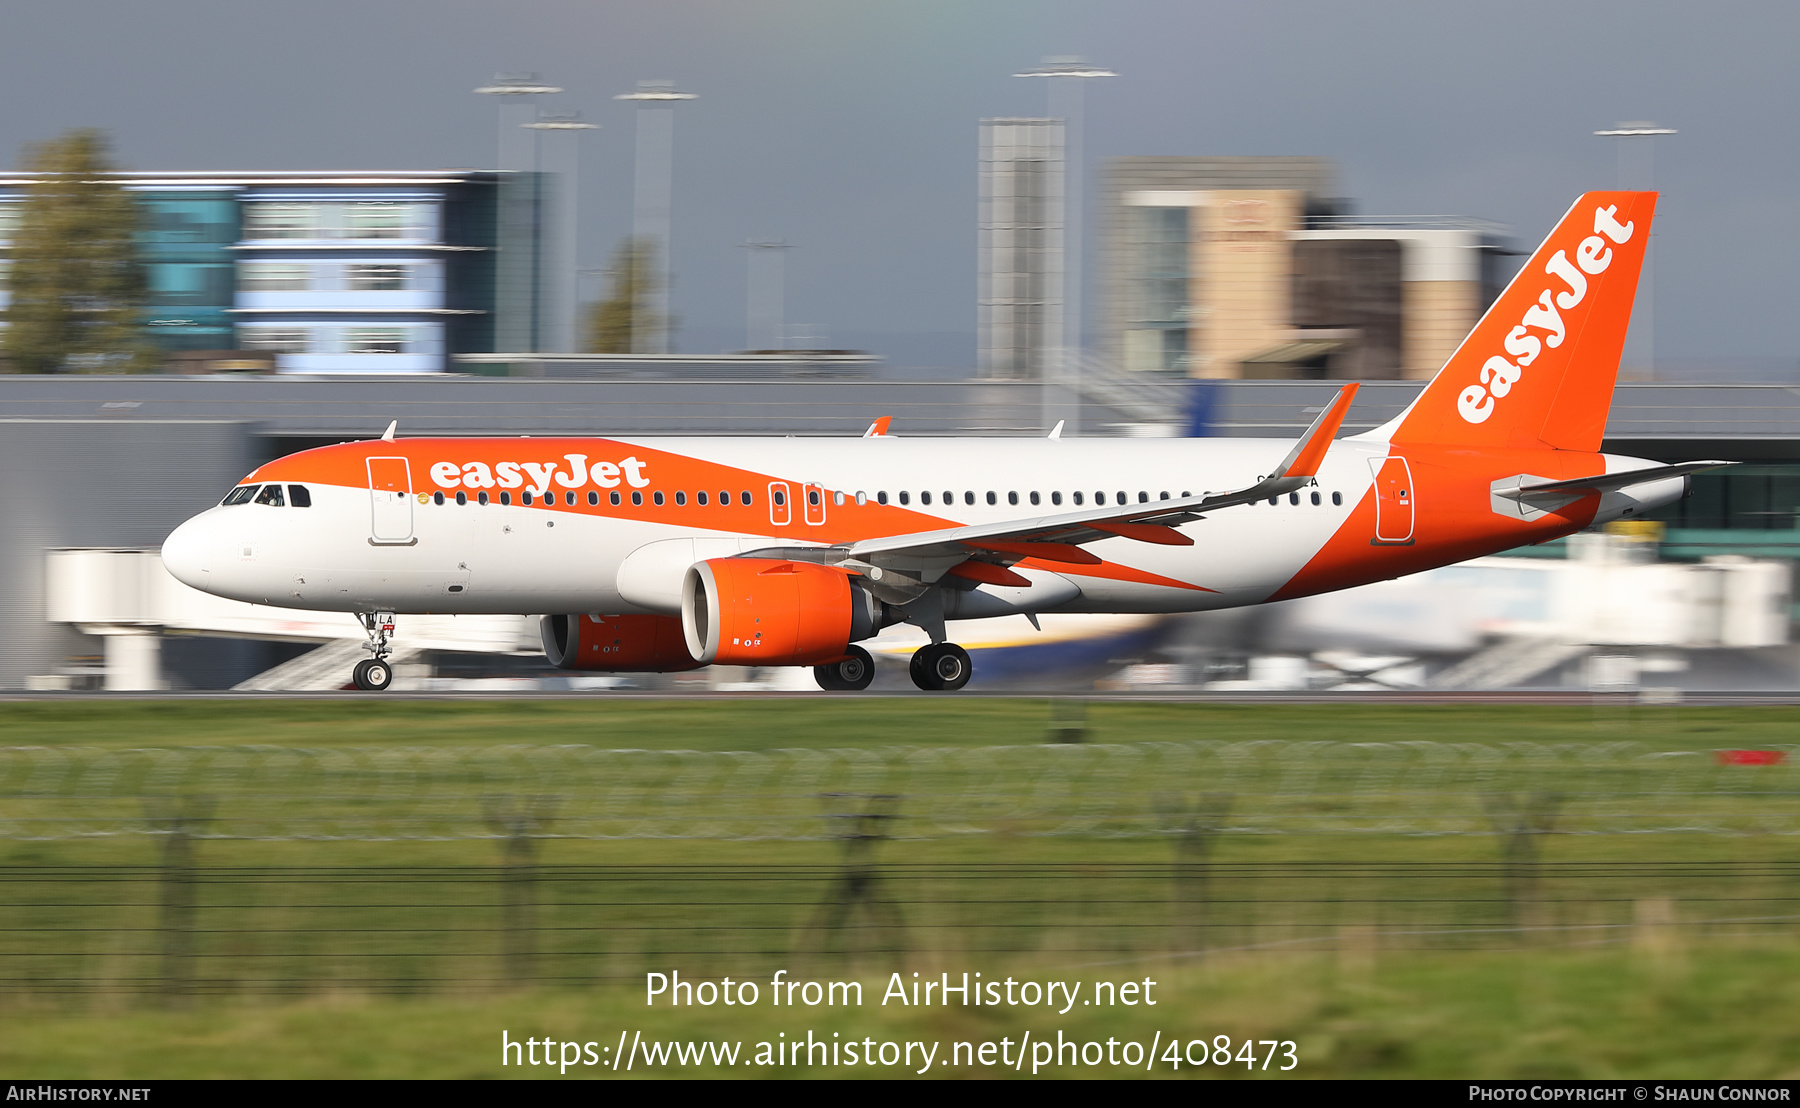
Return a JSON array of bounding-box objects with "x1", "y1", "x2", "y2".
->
[
  {"x1": 1, "y1": 739, "x2": 1797, "y2": 841},
  {"x1": 0, "y1": 740, "x2": 1795, "y2": 1006}
]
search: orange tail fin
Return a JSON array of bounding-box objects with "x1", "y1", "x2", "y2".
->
[{"x1": 1385, "y1": 191, "x2": 1656, "y2": 452}]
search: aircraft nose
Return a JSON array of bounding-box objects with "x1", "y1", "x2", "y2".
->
[{"x1": 160, "y1": 513, "x2": 219, "y2": 592}]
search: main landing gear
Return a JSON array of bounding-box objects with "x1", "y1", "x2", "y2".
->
[
  {"x1": 814, "y1": 645, "x2": 876, "y2": 691},
  {"x1": 353, "y1": 611, "x2": 396, "y2": 692},
  {"x1": 909, "y1": 642, "x2": 972, "y2": 692}
]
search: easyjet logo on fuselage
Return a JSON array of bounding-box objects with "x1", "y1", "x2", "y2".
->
[
  {"x1": 1456, "y1": 204, "x2": 1636, "y2": 425},
  {"x1": 430, "y1": 453, "x2": 651, "y2": 496}
]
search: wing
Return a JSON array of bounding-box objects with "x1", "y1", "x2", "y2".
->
[{"x1": 841, "y1": 382, "x2": 1361, "y2": 569}]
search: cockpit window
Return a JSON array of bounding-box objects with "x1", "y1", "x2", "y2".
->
[
  {"x1": 287, "y1": 484, "x2": 312, "y2": 508},
  {"x1": 222, "y1": 485, "x2": 258, "y2": 506},
  {"x1": 253, "y1": 484, "x2": 286, "y2": 507}
]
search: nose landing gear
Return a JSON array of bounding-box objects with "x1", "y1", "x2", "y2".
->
[
  {"x1": 353, "y1": 612, "x2": 397, "y2": 692},
  {"x1": 909, "y1": 642, "x2": 972, "y2": 691}
]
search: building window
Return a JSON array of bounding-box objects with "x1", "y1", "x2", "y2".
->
[
  {"x1": 345, "y1": 328, "x2": 406, "y2": 355},
  {"x1": 346, "y1": 263, "x2": 409, "y2": 291},
  {"x1": 1125, "y1": 204, "x2": 1191, "y2": 374},
  {"x1": 239, "y1": 328, "x2": 310, "y2": 354},
  {"x1": 345, "y1": 202, "x2": 412, "y2": 240},
  {"x1": 243, "y1": 202, "x2": 319, "y2": 240},
  {"x1": 239, "y1": 263, "x2": 311, "y2": 292}
]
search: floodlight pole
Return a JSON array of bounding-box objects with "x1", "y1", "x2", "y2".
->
[
  {"x1": 523, "y1": 114, "x2": 599, "y2": 353},
  {"x1": 1595, "y1": 123, "x2": 1676, "y2": 378},
  {"x1": 616, "y1": 81, "x2": 697, "y2": 354},
  {"x1": 742, "y1": 240, "x2": 791, "y2": 352},
  {"x1": 476, "y1": 75, "x2": 564, "y2": 352}
]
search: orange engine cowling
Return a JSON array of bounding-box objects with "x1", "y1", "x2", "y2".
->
[
  {"x1": 539, "y1": 613, "x2": 704, "y2": 672},
  {"x1": 682, "y1": 558, "x2": 880, "y2": 666}
]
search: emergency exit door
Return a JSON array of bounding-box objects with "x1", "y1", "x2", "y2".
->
[
  {"x1": 1369, "y1": 455, "x2": 1415, "y2": 544},
  {"x1": 367, "y1": 457, "x2": 414, "y2": 544}
]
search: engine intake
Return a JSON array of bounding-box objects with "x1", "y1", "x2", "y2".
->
[
  {"x1": 682, "y1": 558, "x2": 881, "y2": 666},
  {"x1": 539, "y1": 613, "x2": 703, "y2": 672}
]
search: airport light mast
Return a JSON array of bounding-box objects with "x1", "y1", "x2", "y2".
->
[
  {"x1": 616, "y1": 81, "x2": 697, "y2": 355},
  {"x1": 1595, "y1": 123, "x2": 1676, "y2": 377}
]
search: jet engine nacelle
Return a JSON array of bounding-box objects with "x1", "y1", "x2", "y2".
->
[
  {"x1": 540, "y1": 613, "x2": 704, "y2": 672},
  {"x1": 682, "y1": 558, "x2": 882, "y2": 666}
]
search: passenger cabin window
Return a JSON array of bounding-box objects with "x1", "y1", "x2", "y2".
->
[
  {"x1": 287, "y1": 485, "x2": 312, "y2": 507},
  {"x1": 253, "y1": 484, "x2": 285, "y2": 507},
  {"x1": 877, "y1": 491, "x2": 888, "y2": 505},
  {"x1": 222, "y1": 485, "x2": 258, "y2": 506},
  {"x1": 898, "y1": 491, "x2": 909, "y2": 505},
  {"x1": 1072, "y1": 492, "x2": 1083, "y2": 506},
  {"x1": 920, "y1": 492, "x2": 931, "y2": 505},
  {"x1": 1051, "y1": 492, "x2": 1062, "y2": 506},
  {"x1": 1332, "y1": 491, "x2": 1343, "y2": 506},
  {"x1": 610, "y1": 492, "x2": 621, "y2": 506},
  {"x1": 500, "y1": 492, "x2": 511, "y2": 505},
  {"x1": 697, "y1": 491, "x2": 708, "y2": 506}
]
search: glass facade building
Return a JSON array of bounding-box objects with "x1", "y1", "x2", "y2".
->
[{"x1": 0, "y1": 171, "x2": 538, "y2": 373}]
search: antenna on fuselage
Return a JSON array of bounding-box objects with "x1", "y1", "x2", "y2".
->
[
  {"x1": 380, "y1": 420, "x2": 397, "y2": 442},
  {"x1": 1047, "y1": 420, "x2": 1064, "y2": 441}
]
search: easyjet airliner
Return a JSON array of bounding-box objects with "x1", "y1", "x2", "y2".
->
[{"x1": 161, "y1": 191, "x2": 1720, "y2": 691}]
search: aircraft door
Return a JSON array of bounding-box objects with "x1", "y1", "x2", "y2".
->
[
  {"x1": 768, "y1": 481, "x2": 793, "y2": 526},
  {"x1": 367, "y1": 457, "x2": 415, "y2": 544},
  {"x1": 803, "y1": 482, "x2": 827, "y2": 526},
  {"x1": 1369, "y1": 455, "x2": 1415, "y2": 544}
]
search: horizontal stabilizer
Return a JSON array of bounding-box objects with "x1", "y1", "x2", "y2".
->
[{"x1": 1499, "y1": 460, "x2": 1733, "y2": 500}]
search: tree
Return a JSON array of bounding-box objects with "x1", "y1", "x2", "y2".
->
[
  {"x1": 2, "y1": 130, "x2": 153, "y2": 373},
  {"x1": 582, "y1": 236, "x2": 665, "y2": 354}
]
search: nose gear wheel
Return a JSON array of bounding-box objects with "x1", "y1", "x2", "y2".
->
[{"x1": 353, "y1": 612, "x2": 398, "y2": 692}]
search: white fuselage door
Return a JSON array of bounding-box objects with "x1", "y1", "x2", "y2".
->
[
  {"x1": 367, "y1": 457, "x2": 414, "y2": 544},
  {"x1": 803, "y1": 482, "x2": 827, "y2": 526}
]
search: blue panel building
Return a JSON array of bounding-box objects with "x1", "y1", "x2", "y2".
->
[{"x1": 0, "y1": 170, "x2": 541, "y2": 373}]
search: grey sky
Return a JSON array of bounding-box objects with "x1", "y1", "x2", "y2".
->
[{"x1": 1, "y1": 1, "x2": 1794, "y2": 366}]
